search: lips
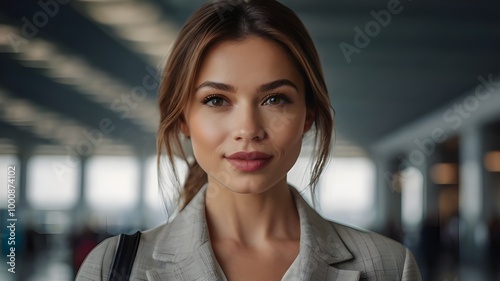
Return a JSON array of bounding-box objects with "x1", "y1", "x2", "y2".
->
[{"x1": 225, "y1": 151, "x2": 272, "y2": 172}]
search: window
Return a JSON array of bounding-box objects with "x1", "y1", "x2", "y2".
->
[
  {"x1": 288, "y1": 155, "x2": 314, "y2": 203},
  {"x1": 27, "y1": 155, "x2": 79, "y2": 209},
  {"x1": 319, "y1": 157, "x2": 376, "y2": 227},
  {"x1": 145, "y1": 155, "x2": 188, "y2": 225},
  {"x1": 401, "y1": 166, "x2": 424, "y2": 231},
  {"x1": 145, "y1": 156, "x2": 161, "y2": 210},
  {"x1": 85, "y1": 156, "x2": 139, "y2": 210}
]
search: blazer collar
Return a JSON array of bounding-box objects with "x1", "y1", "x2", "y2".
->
[
  {"x1": 147, "y1": 184, "x2": 359, "y2": 281},
  {"x1": 291, "y1": 186, "x2": 353, "y2": 264},
  {"x1": 289, "y1": 187, "x2": 359, "y2": 280}
]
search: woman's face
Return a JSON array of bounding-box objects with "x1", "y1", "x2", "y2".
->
[{"x1": 182, "y1": 36, "x2": 313, "y2": 194}]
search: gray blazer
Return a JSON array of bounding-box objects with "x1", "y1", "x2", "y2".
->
[{"x1": 76, "y1": 184, "x2": 422, "y2": 281}]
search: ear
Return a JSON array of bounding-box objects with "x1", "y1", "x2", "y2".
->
[
  {"x1": 179, "y1": 116, "x2": 190, "y2": 137},
  {"x1": 303, "y1": 108, "x2": 315, "y2": 133}
]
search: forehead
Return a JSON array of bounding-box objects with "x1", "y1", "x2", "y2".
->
[{"x1": 195, "y1": 36, "x2": 303, "y2": 89}]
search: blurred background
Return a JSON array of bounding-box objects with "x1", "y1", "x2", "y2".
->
[{"x1": 0, "y1": 0, "x2": 499, "y2": 280}]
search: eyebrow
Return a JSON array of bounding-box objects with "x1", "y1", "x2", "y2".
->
[
  {"x1": 195, "y1": 81, "x2": 235, "y2": 92},
  {"x1": 195, "y1": 79, "x2": 298, "y2": 93}
]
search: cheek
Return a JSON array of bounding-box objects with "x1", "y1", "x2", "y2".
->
[
  {"x1": 264, "y1": 109, "x2": 306, "y2": 140},
  {"x1": 188, "y1": 113, "x2": 226, "y2": 155}
]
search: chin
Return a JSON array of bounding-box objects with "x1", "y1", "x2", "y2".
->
[
  {"x1": 206, "y1": 168, "x2": 287, "y2": 195},
  {"x1": 223, "y1": 177, "x2": 282, "y2": 195}
]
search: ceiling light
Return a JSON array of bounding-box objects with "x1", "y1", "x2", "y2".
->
[
  {"x1": 0, "y1": 88, "x2": 119, "y2": 148},
  {"x1": 17, "y1": 39, "x2": 55, "y2": 61},
  {"x1": 84, "y1": 2, "x2": 161, "y2": 26},
  {"x1": 113, "y1": 23, "x2": 175, "y2": 43},
  {"x1": 73, "y1": 0, "x2": 178, "y2": 66},
  {"x1": 132, "y1": 41, "x2": 170, "y2": 58},
  {"x1": 4, "y1": 100, "x2": 37, "y2": 126},
  {"x1": 0, "y1": 25, "x2": 19, "y2": 52},
  {"x1": 3, "y1": 27, "x2": 159, "y2": 137}
]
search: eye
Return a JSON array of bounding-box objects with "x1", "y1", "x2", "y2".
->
[
  {"x1": 202, "y1": 95, "x2": 228, "y2": 107},
  {"x1": 263, "y1": 94, "x2": 290, "y2": 106}
]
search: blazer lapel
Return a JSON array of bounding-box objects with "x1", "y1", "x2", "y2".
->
[
  {"x1": 146, "y1": 243, "x2": 222, "y2": 281},
  {"x1": 295, "y1": 246, "x2": 360, "y2": 281},
  {"x1": 289, "y1": 187, "x2": 361, "y2": 281}
]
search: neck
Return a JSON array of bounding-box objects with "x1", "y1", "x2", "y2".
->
[{"x1": 204, "y1": 179, "x2": 300, "y2": 248}]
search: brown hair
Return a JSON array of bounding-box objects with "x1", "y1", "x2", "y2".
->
[{"x1": 157, "y1": 0, "x2": 334, "y2": 216}]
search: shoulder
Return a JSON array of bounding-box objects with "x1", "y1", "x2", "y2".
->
[
  {"x1": 75, "y1": 235, "x2": 120, "y2": 281},
  {"x1": 331, "y1": 221, "x2": 406, "y2": 257},
  {"x1": 327, "y1": 221, "x2": 421, "y2": 280},
  {"x1": 75, "y1": 221, "x2": 176, "y2": 281}
]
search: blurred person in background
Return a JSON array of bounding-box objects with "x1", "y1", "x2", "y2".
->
[
  {"x1": 76, "y1": 1, "x2": 422, "y2": 280},
  {"x1": 70, "y1": 225, "x2": 100, "y2": 278},
  {"x1": 419, "y1": 212, "x2": 441, "y2": 281}
]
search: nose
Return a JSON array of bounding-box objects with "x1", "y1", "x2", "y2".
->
[{"x1": 232, "y1": 106, "x2": 266, "y2": 142}]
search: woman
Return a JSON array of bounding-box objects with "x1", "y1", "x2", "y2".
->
[{"x1": 76, "y1": 0, "x2": 422, "y2": 280}]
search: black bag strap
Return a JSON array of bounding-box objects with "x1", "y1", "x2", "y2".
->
[{"x1": 109, "y1": 231, "x2": 142, "y2": 281}]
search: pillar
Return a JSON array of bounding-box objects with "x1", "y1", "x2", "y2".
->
[{"x1": 459, "y1": 126, "x2": 488, "y2": 266}]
